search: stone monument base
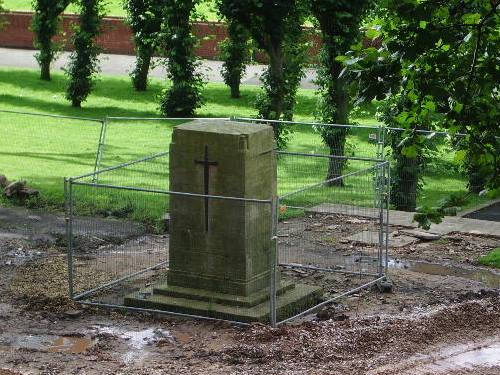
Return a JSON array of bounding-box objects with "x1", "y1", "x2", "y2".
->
[{"x1": 124, "y1": 280, "x2": 322, "y2": 323}]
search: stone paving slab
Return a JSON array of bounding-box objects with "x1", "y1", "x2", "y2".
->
[
  {"x1": 307, "y1": 203, "x2": 500, "y2": 237},
  {"x1": 346, "y1": 230, "x2": 417, "y2": 248}
]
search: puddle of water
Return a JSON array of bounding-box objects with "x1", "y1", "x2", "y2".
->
[
  {"x1": 282, "y1": 247, "x2": 500, "y2": 288},
  {"x1": 10, "y1": 334, "x2": 54, "y2": 351},
  {"x1": 48, "y1": 336, "x2": 94, "y2": 354},
  {"x1": 175, "y1": 332, "x2": 191, "y2": 344},
  {"x1": 92, "y1": 326, "x2": 173, "y2": 363},
  {"x1": 4, "y1": 334, "x2": 94, "y2": 354},
  {"x1": 425, "y1": 340, "x2": 500, "y2": 373},
  {"x1": 375, "y1": 338, "x2": 500, "y2": 374},
  {"x1": 389, "y1": 259, "x2": 500, "y2": 288}
]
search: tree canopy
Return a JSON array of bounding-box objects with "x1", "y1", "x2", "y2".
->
[
  {"x1": 124, "y1": 0, "x2": 163, "y2": 91},
  {"x1": 340, "y1": 0, "x2": 499, "y2": 223},
  {"x1": 65, "y1": 0, "x2": 105, "y2": 107},
  {"x1": 217, "y1": 0, "x2": 309, "y2": 147}
]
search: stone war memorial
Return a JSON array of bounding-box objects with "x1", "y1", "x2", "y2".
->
[{"x1": 125, "y1": 120, "x2": 322, "y2": 322}]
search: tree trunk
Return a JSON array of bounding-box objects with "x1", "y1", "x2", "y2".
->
[
  {"x1": 267, "y1": 43, "x2": 285, "y2": 139},
  {"x1": 326, "y1": 130, "x2": 348, "y2": 187},
  {"x1": 230, "y1": 84, "x2": 240, "y2": 99},
  {"x1": 468, "y1": 166, "x2": 486, "y2": 194},
  {"x1": 325, "y1": 60, "x2": 349, "y2": 186},
  {"x1": 466, "y1": 145, "x2": 487, "y2": 194},
  {"x1": 391, "y1": 154, "x2": 419, "y2": 211},
  {"x1": 390, "y1": 132, "x2": 420, "y2": 211},
  {"x1": 132, "y1": 47, "x2": 152, "y2": 91},
  {"x1": 40, "y1": 59, "x2": 51, "y2": 81},
  {"x1": 224, "y1": 21, "x2": 247, "y2": 99}
]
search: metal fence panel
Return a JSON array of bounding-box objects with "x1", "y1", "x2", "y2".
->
[{"x1": 66, "y1": 152, "x2": 389, "y2": 326}]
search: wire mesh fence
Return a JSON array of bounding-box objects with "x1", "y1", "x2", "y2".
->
[
  {"x1": 67, "y1": 153, "x2": 275, "y2": 323},
  {"x1": 66, "y1": 150, "x2": 389, "y2": 326},
  {"x1": 95, "y1": 117, "x2": 230, "y2": 170},
  {"x1": 0, "y1": 109, "x2": 103, "y2": 206},
  {"x1": 1, "y1": 109, "x2": 489, "y2": 217},
  {"x1": 235, "y1": 117, "x2": 491, "y2": 214},
  {"x1": 274, "y1": 156, "x2": 390, "y2": 324}
]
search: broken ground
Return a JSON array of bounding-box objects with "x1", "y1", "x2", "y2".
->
[{"x1": 0, "y1": 206, "x2": 499, "y2": 374}]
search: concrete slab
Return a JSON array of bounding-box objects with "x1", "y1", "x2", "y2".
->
[
  {"x1": 400, "y1": 229, "x2": 441, "y2": 241},
  {"x1": 307, "y1": 203, "x2": 500, "y2": 237},
  {"x1": 346, "y1": 230, "x2": 416, "y2": 248}
]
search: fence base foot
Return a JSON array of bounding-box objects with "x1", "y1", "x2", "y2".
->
[{"x1": 377, "y1": 278, "x2": 394, "y2": 293}]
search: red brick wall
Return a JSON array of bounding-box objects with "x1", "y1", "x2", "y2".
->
[{"x1": 0, "y1": 11, "x2": 321, "y2": 61}]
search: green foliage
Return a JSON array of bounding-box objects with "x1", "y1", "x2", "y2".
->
[
  {"x1": 32, "y1": 0, "x2": 71, "y2": 81},
  {"x1": 158, "y1": 0, "x2": 205, "y2": 117},
  {"x1": 438, "y1": 192, "x2": 470, "y2": 210},
  {"x1": 343, "y1": 0, "x2": 500, "y2": 193},
  {"x1": 219, "y1": 19, "x2": 250, "y2": 99},
  {"x1": 0, "y1": 0, "x2": 7, "y2": 30},
  {"x1": 254, "y1": 1, "x2": 309, "y2": 148},
  {"x1": 413, "y1": 191, "x2": 472, "y2": 230},
  {"x1": 479, "y1": 248, "x2": 500, "y2": 269},
  {"x1": 413, "y1": 206, "x2": 444, "y2": 230},
  {"x1": 65, "y1": 0, "x2": 105, "y2": 107},
  {"x1": 2, "y1": 67, "x2": 492, "y2": 216},
  {"x1": 124, "y1": 0, "x2": 163, "y2": 91},
  {"x1": 5, "y1": 0, "x2": 220, "y2": 19},
  {"x1": 217, "y1": 0, "x2": 309, "y2": 148}
]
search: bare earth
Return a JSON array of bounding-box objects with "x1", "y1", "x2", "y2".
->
[{"x1": 0, "y1": 207, "x2": 499, "y2": 375}]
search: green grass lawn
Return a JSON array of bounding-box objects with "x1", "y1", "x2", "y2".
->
[
  {"x1": 0, "y1": 67, "x2": 484, "y2": 219},
  {"x1": 479, "y1": 248, "x2": 500, "y2": 269},
  {"x1": 3, "y1": 0, "x2": 219, "y2": 20}
]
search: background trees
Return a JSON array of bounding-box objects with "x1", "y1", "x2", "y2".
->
[
  {"x1": 309, "y1": 0, "x2": 373, "y2": 185},
  {"x1": 342, "y1": 0, "x2": 499, "y2": 214},
  {"x1": 219, "y1": 19, "x2": 250, "y2": 99},
  {"x1": 0, "y1": 0, "x2": 7, "y2": 30},
  {"x1": 217, "y1": 0, "x2": 308, "y2": 147},
  {"x1": 124, "y1": 0, "x2": 163, "y2": 91},
  {"x1": 32, "y1": 0, "x2": 71, "y2": 81},
  {"x1": 158, "y1": 0, "x2": 205, "y2": 117},
  {"x1": 65, "y1": 0, "x2": 104, "y2": 107}
]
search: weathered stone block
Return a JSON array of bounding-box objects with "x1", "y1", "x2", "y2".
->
[{"x1": 167, "y1": 120, "x2": 276, "y2": 296}]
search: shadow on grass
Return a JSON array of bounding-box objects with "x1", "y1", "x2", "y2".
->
[
  {"x1": 0, "y1": 151, "x2": 98, "y2": 167},
  {"x1": 0, "y1": 69, "x2": 160, "y2": 104},
  {"x1": 0, "y1": 68, "x2": 318, "y2": 120},
  {"x1": 0, "y1": 93, "x2": 159, "y2": 119}
]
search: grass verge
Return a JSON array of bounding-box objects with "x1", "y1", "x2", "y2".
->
[
  {"x1": 0, "y1": 67, "x2": 486, "y2": 218},
  {"x1": 3, "y1": 0, "x2": 218, "y2": 20},
  {"x1": 479, "y1": 248, "x2": 500, "y2": 269}
]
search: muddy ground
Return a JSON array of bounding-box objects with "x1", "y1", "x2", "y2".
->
[{"x1": 0, "y1": 207, "x2": 500, "y2": 374}]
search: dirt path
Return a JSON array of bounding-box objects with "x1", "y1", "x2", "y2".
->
[{"x1": 0, "y1": 207, "x2": 499, "y2": 374}]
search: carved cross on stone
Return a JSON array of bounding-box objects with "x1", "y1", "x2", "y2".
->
[{"x1": 194, "y1": 145, "x2": 218, "y2": 231}]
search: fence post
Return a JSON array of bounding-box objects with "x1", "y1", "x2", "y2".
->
[
  {"x1": 65, "y1": 178, "x2": 75, "y2": 299},
  {"x1": 270, "y1": 196, "x2": 279, "y2": 327},
  {"x1": 377, "y1": 164, "x2": 385, "y2": 277},
  {"x1": 376, "y1": 125, "x2": 386, "y2": 161},
  {"x1": 93, "y1": 117, "x2": 109, "y2": 181},
  {"x1": 384, "y1": 162, "x2": 391, "y2": 278}
]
